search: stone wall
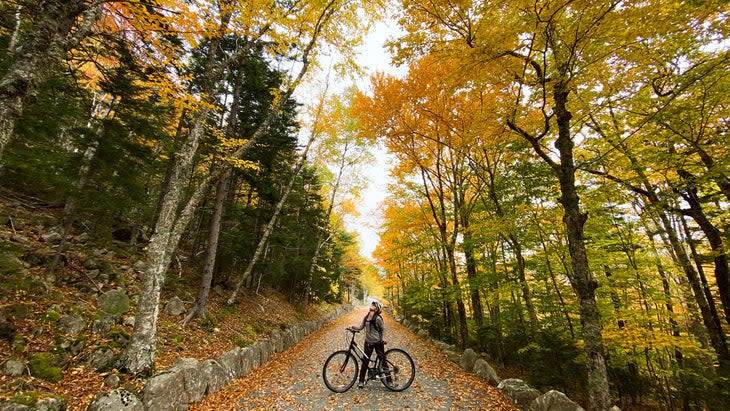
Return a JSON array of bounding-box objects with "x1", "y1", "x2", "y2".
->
[{"x1": 86, "y1": 305, "x2": 353, "y2": 411}]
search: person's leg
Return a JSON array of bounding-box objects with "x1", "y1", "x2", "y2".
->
[
  {"x1": 375, "y1": 342, "x2": 392, "y2": 383},
  {"x1": 358, "y1": 342, "x2": 374, "y2": 387}
]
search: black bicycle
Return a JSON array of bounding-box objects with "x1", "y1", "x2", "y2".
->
[{"x1": 322, "y1": 328, "x2": 415, "y2": 392}]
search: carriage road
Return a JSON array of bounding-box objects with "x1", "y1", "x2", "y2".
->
[{"x1": 191, "y1": 308, "x2": 517, "y2": 410}]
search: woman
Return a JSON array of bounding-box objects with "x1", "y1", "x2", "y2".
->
[{"x1": 348, "y1": 300, "x2": 387, "y2": 388}]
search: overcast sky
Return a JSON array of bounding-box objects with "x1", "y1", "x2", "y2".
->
[{"x1": 347, "y1": 18, "x2": 406, "y2": 260}]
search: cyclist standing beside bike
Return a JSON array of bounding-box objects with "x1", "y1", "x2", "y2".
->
[{"x1": 347, "y1": 300, "x2": 388, "y2": 388}]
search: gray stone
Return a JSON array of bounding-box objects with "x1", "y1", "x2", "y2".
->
[
  {"x1": 256, "y1": 340, "x2": 272, "y2": 365},
  {"x1": 75, "y1": 232, "x2": 90, "y2": 243},
  {"x1": 92, "y1": 316, "x2": 116, "y2": 334},
  {"x1": 132, "y1": 260, "x2": 146, "y2": 272},
  {"x1": 417, "y1": 329, "x2": 429, "y2": 338},
  {"x1": 99, "y1": 289, "x2": 130, "y2": 318},
  {"x1": 218, "y1": 348, "x2": 244, "y2": 380},
  {"x1": 57, "y1": 314, "x2": 86, "y2": 335},
  {"x1": 41, "y1": 231, "x2": 63, "y2": 244},
  {"x1": 172, "y1": 357, "x2": 207, "y2": 404},
  {"x1": 87, "y1": 389, "x2": 144, "y2": 411},
  {"x1": 460, "y1": 348, "x2": 478, "y2": 372},
  {"x1": 529, "y1": 390, "x2": 585, "y2": 411},
  {"x1": 473, "y1": 358, "x2": 501, "y2": 386},
  {"x1": 3, "y1": 358, "x2": 25, "y2": 377},
  {"x1": 83, "y1": 257, "x2": 103, "y2": 270},
  {"x1": 249, "y1": 343, "x2": 262, "y2": 369},
  {"x1": 86, "y1": 348, "x2": 115, "y2": 371},
  {"x1": 33, "y1": 398, "x2": 65, "y2": 411},
  {"x1": 281, "y1": 328, "x2": 295, "y2": 349},
  {"x1": 164, "y1": 296, "x2": 186, "y2": 316},
  {"x1": 240, "y1": 347, "x2": 253, "y2": 375},
  {"x1": 143, "y1": 369, "x2": 187, "y2": 411},
  {"x1": 270, "y1": 330, "x2": 283, "y2": 353},
  {"x1": 498, "y1": 378, "x2": 541, "y2": 410},
  {"x1": 104, "y1": 374, "x2": 121, "y2": 389},
  {"x1": 445, "y1": 350, "x2": 461, "y2": 364},
  {"x1": 200, "y1": 359, "x2": 227, "y2": 394}
]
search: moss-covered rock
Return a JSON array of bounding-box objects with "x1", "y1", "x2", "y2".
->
[
  {"x1": 98, "y1": 288, "x2": 130, "y2": 318},
  {"x1": 27, "y1": 352, "x2": 63, "y2": 383}
]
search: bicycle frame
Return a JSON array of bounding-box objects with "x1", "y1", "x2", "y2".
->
[
  {"x1": 323, "y1": 328, "x2": 414, "y2": 392},
  {"x1": 342, "y1": 330, "x2": 379, "y2": 376}
]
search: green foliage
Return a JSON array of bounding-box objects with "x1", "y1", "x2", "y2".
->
[
  {"x1": 516, "y1": 330, "x2": 586, "y2": 395},
  {"x1": 199, "y1": 316, "x2": 216, "y2": 332},
  {"x1": 44, "y1": 310, "x2": 62, "y2": 323},
  {"x1": 677, "y1": 369, "x2": 730, "y2": 411},
  {"x1": 10, "y1": 391, "x2": 38, "y2": 406}
]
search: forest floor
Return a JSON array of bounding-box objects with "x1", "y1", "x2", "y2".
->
[{"x1": 0, "y1": 195, "x2": 336, "y2": 409}]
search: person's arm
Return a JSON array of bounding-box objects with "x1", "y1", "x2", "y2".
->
[
  {"x1": 348, "y1": 317, "x2": 366, "y2": 331},
  {"x1": 376, "y1": 316, "x2": 385, "y2": 341}
]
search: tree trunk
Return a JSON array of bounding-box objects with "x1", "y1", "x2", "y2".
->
[
  {"x1": 120, "y1": 0, "x2": 337, "y2": 374},
  {"x1": 509, "y1": 234, "x2": 539, "y2": 335},
  {"x1": 676, "y1": 169, "x2": 730, "y2": 329},
  {"x1": 658, "y1": 211, "x2": 730, "y2": 369},
  {"x1": 596, "y1": 121, "x2": 730, "y2": 371},
  {"x1": 49, "y1": 94, "x2": 117, "y2": 275},
  {"x1": 551, "y1": 84, "x2": 612, "y2": 411},
  {"x1": 120, "y1": 108, "x2": 214, "y2": 376},
  {"x1": 461, "y1": 223, "x2": 484, "y2": 327},
  {"x1": 182, "y1": 168, "x2": 231, "y2": 325}
]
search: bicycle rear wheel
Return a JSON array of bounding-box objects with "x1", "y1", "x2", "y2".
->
[
  {"x1": 380, "y1": 348, "x2": 415, "y2": 391},
  {"x1": 322, "y1": 350, "x2": 359, "y2": 393}
]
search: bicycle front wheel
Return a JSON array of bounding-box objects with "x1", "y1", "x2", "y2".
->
[
  {"x1": 322, "y1": 350, "x2": 359, "y2": 393},
  {"x1": 381, "y1": 348, "x2": 415, "y2": 391}
]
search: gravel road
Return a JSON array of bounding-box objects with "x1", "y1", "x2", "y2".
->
[{"x1": 192, "y1": 307, "x2": 517, "y2": 410}]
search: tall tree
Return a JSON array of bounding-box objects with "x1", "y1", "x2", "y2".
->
[{"x1": 122, "y1": 0, "x2": 381, "y2": 376}]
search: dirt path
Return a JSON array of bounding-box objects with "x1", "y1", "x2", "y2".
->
[{"x1": 192, "y1": 308, "x2": 518, "y2": 410}]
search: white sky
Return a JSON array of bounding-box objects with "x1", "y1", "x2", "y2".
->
[
  {"x1": 294, "y1": 15, "x2": 405, "y2": 261},
  {"x1": 346, "y1": 18, "x2": 406, "y2": 260}
]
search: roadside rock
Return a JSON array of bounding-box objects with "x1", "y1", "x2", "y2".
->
[
  {"x1": 460, "y1": 348, "x2": 478, "y2": 372},
  {"x1": 473, "y1": 358, "x2": 500, "y2": 386},
  {"x1": 2, "y1": 358, "x2": 25, "y2": 377},
  {"x1": 530, "y1": 390, "x2": 585, "y2": 411},
  {"x1": 87, "y1": 389, "x2": 144, "y2": 411},
  {"x1": 498, "y1": 378, "x2": 541, "y2": 410},
  {"x1": 163, "y1": 297, "x2": 185, "y2": 316}
]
